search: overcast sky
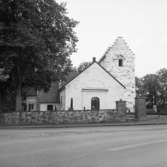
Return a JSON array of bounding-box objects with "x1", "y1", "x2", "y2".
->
[{"x1": 57, "y1": 0, "x2": 167, "y2": 77}]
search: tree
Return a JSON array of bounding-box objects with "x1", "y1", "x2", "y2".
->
[
  {"x1": 142, "y1": 74, "x2": 160, "y2": 106},
  {"x1": 157, "y1": 68, "x2": 167, "y2": 90},
  {"x1": 156, "y1": 68, "x2": 167, "y2": 106},
  {"x1": 77, "y1": 62, "x2": 91, "y2": 73},
  {"x1": 0, "y1": 0, "x2": 78, "y2": 112},
  {"x1": 64, "y1": 67, "x2": 78, "y2": 82},
  {"x1": 0, "y1": 69, "x2": 9, "y2": 112},
  {"x1": 135, "y1": 77, "x2": 144, "y2": 96}
]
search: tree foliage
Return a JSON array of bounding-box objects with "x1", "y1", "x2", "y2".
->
[
  {"x1": 0, "y1": 0, "x2": 78, "y2": 112},
  {"x1": 136, "y1": 68, "x2": 167, "y2": 109},
  {"x1": 77, "y1": 61, "x2": 91, "y2": 73},
  {"x1": 142, "y1": 74, "x2": 160, "y2": 97}
]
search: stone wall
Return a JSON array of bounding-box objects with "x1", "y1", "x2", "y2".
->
[{"x1": 0, "y1": 109, "x2": 134, "y2": 125}]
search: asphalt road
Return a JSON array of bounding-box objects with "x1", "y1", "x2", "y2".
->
[{"x1": 0, "y1": 125, "x2": 167, "y2": 167}]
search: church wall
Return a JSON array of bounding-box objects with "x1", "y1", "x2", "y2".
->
[
  {"x1": 63, "y1": 63, "x2": 125, "y2": 110},
  {"x1": 100, "y1": 37, "x2": 135, "y2": 112}
]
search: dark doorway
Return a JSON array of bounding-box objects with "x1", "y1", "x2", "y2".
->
[
  {"x1": 91, "y1": 97, "x2": 100, "y2": 110},
  {"x1": 47, "y1": 105, "x2": 53, "y2": 111}
]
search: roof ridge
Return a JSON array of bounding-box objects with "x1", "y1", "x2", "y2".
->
[
  {"x1": 59, "y1": 61, "x2": 95, "y2": 91},
  {"x1": 59, "y1": 61, "x2": 126, "y2": 91},
  {"x1": 97, "y1": 62, "x2": 126, "y2": 89}
]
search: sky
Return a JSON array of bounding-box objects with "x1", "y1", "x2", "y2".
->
[{"x1": 57, "y1": 0, "x2": 167, "y2": 77}]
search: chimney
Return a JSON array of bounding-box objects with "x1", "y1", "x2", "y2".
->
[{"x1": 92, "y1": 57, "x2": 96, "y2": 62}]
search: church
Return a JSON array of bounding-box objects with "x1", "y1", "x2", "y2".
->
[
  {"x1": 59, "y1": 37, "x2": 135, "y2": 112},
  {"x1": 25, "y1": 37, "x2": 135, "y2": 112}
]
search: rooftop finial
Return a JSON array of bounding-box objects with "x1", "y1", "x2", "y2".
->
[{"x1": 93, "y1": 57, "x2": 96, "y2": 62}]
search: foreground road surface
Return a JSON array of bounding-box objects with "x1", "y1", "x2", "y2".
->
[{"x1": 0, "y1": 125, "x2": 167, "y2": 167}]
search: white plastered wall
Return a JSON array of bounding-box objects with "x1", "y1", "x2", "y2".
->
[
  {"x1": 62, "y1": 63, "x2": 126, "y2": 110},
  {"x1": 100, "y1": 37, "x2": 135, "y2": 112}
]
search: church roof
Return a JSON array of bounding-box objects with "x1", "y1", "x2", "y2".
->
[
  {"x1": 60, "y1": 59, "x2": 126, "y2": 91},
  {"x1": 97, "y1": 63, "x2": 126, "y2": 89}
]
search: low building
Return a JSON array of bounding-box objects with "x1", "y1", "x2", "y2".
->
[{"x1": 24, "y1": 82, "x2": 60, "y2": 111}]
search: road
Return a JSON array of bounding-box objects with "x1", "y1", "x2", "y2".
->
[{"x1": 0, "y1": 125, "x2": 167, "y2": 167}]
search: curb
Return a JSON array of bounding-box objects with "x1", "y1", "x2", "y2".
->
[{"x1": 0, "y1": 122, "x2": 167, "y2": 129}]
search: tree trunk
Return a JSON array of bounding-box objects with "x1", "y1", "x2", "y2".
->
[
  {"x1": 16, "y1": 83, "x2": 22, "y2": 112},
  {"x1": 15, "y1": 63, "x2": 23, "y2": 113},
  {"x1": 0, "y1": 88, "x2": 5, "y2": 113},
  {"x1": 0, "y1": 92, "x2": 3, "y2": 113}
]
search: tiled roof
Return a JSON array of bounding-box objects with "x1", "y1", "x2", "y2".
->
[
  {"x1": 25, "y1": 82, "x2": 59, "y2": 103},
  {"x1": 37, "y1": 82, "x2": 59, "y2": 103}
]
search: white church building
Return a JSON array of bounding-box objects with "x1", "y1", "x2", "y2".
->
[{"x1": 59, "y1": 37, "x2": 136, "y2": 112}]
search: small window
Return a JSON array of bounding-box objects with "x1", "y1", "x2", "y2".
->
[
  {"x1": 118, "y1": 59, "x2": 123, "y2": 67},
  {"x1": 28, "y1": 104, "x2": 34, "y2": 111},
  {"x1": 47, "y1": 105, "x2": 53, "y2": 111}
]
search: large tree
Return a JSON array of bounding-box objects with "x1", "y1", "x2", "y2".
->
[
  {"x1": 156, "y1": 68, "x2": 167, "y2": 106},
  {"x1": 0, "y1": 0, "x2": 78, "y2": 112},
  {"x1": 0, "y1": 69, "x2": 9, "y2": 112},
  {"x1": 142, "y1": 74, "x2": 160, "y2": 105}
]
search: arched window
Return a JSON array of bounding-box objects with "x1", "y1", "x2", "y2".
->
[{"x1": 91, "y1": 97, "x2": 100, "y2": 110}]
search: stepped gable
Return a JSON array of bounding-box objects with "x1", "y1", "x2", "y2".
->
[
  {"x1": 99, "y1": 36, "x2": 136, "y2": 112},
  {"x1": 99, "y1": 36, "x2": 134, "y2": 62}
]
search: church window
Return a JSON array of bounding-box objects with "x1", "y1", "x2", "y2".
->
[{"x1": 118, "y1": 59, "x2": 123, "y2": 67}]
